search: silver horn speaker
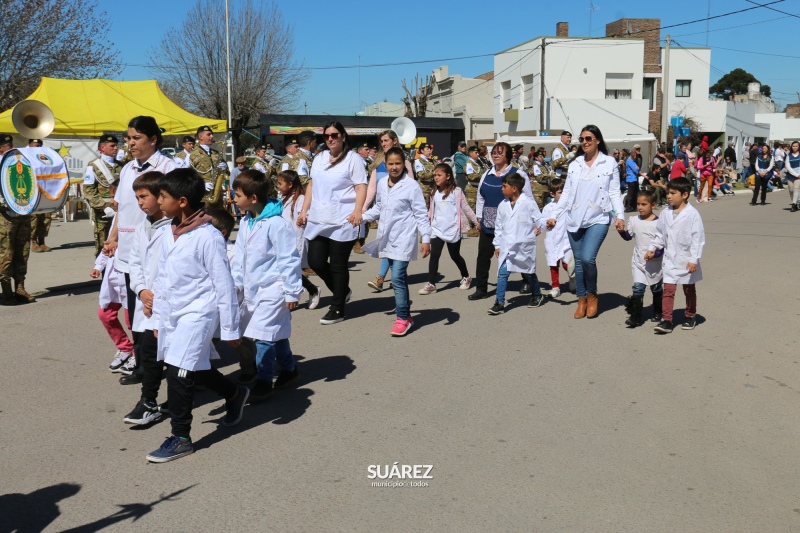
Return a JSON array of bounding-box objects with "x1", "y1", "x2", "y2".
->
[
  {"x1": 391, "y1": 117, "x2": 416, "y2": 145},
  {"x1": 12, "y1": 100, "x2": 55, "y2": 139}
]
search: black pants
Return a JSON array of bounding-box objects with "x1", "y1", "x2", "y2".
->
[
  {"x1": 428, "y1": 237, "x2": 469, "y2": 284},
  {"x1": 456, "y1": 172, "x2": 468, "y2": 193},
  {"x1": 123, "y1": 273, "x2": 141, "y2": 365},
  {"x1": 137, "y1": 329, "x2": 163, "y2": 402},
  {"x1": 166, "y1": 363, "x2": 237, "y2": 439},
  {"x1": 474, "y1": 229, "x2": 496, "y2": 292},
  {"x1": 307, "y1": 235, "x2": 355, "y2": 312},
  {"x1": 752, "y1": 176, "x2": 769, "y2": 204},
  {"x1": 301, "y1": 274, "x2": 316, "y2": 293},
  {"x1": 624, "y1": 181, "x2": 639, "y2": 211}
]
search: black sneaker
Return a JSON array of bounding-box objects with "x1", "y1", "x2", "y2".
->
[
  {"x1": 119, "y1": 374, "x2": 143, "y2": 386},
  {"x1": 274, "y1": 367, "x2": 300, "y2": 389},
  {"x1": 468, "y1": 289, "x2": 490, "y2": 301},
  {"x1": 158, "y1": 401, "x2": 170, "y2": 416},
  {"x1": 654, "y1": 320, "x2": 673, "y2": 334},
  {"x1": 223, "y1": 385, "x2": 250, "y2": 426},
  {"x1": 681, "y1": 316, "x2": 697, "y2": 330},
  {"x1": 528, "y1": 294, "x2": 545, "y2": 308},
  {"x1": 123, "y1": 399, "x2": 162, "y2": 426},
  {"x1": 248, "y1": 379, "x2": 273, "y2": 403},
  {"x1": 238, "y1": 371, "x2": 257, "y2": 385},
  {"x1": 320, "y1": 309, "x2": 345, "y2": 325},
  {"x1": 650, "y1": 314, "x2": 662, "y2": 323},
  {"x1": 488, "y1": 302, "x2": 505, "y2": 315},
  {"x1": 146, "y1": 435, "x2": 193, "y2": 463},
  {"x1": 520, "y1": 282, "x2": 532, "y2": 294}
]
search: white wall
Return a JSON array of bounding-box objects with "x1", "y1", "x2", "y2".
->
[
  {"x1": 755, "y1": 113, "x2": 800, "y2": 141},
  {"x1": 662, "y1": 48, "x2": 712, "y2": 128}
]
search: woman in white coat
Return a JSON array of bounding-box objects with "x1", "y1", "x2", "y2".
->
[
  {"x1": 296, "y1": 121, "x2": 368, "y2": 325},
  {"x1": 546, "y1": 125, "x2": 625, "y2": 319}
]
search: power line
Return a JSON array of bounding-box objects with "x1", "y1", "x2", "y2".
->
[
  {"x1": 675, "y1": 39, "x2": 800, "y2": 60},
  {"x1": 744, "y1": 0, "x2": 800, "y2": 19}
]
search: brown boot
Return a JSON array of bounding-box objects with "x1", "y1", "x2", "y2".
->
[
  {"x1": 38, "y1": 240, "x2": 51, "y2": 252},
  {"x1": 466, "y1": 227, "x2": 480, "y2": 237},
  {"x1": 1, "y1": 281, "x2": 15, "y2": 306},
  {"x1": 586, "y1": 292, "x2": 599, "y2": 318},
  {"x1": 302, "y1": 268, "x2": 316, "y2": 276},
  {"x1": 574, "y1": 297, "x2": 587, "y2": 319},
  {"x1": 30, "y1": 241, "x2": 43, "y2": 253},
  {"x1": 352, "y1": 241, "x2": 365, "y2": 254},
  {"x1": 14, "y1": 281, "x2": 36, "y2": 303}
]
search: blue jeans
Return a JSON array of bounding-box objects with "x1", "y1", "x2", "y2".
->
[
  {"x1": 567, "y1": 223, "x2": 610, "y2": 297},
  {"x1": 388, "y1": 259, "x2": 410, "y2": 319},
  {"x1": 632, "y1": 280, "x2": 663, "y2": 297},
  {"x1": 255, "y1": 338, "x2": 295, "y2": 382},
  {"x1": 496, "y1": 260, "x2": 540, "y2": 305},
  {"x1": 378, "y1": 258, "x2": 390, "y2": 278}
]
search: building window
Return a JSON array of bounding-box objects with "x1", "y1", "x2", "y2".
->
[
  {"x1": 643, "y1": 78, "x2": 656, "y2": 111},
  {"x1": 522, "y1": 74, "x2": 534, "y2": 109},
  {"x1": 676, "y1": 80, "x2": 691, "y2": 97},
  {"x1": 501, "y1": 80, "x2": 512, "y2": 109},
  {"x1": 605, "y1": 73, "x2": 633, "y2": 100},
  {"x1": 605, "y1": 90, "x2": 631, "y2": 100}
]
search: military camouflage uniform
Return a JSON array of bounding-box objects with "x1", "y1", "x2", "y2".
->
[
  {"x1": 173, "y1": 149, "x2": 192, "y2": 168},
  {"x1": 0, "y1": 209, "x2": 32, "y2": 303},
  {"x1": 551, "y1": 143, "x2": 572, "y2": 178},
  {"x1": 296, "y1": 149, "x2": 314, "y2": 187},
  {"x1": 529, "y1": 163, "x2": 553, "y2": 210},
  {"x1": 190, "y1": 145, "x2": 229, "y2": 211},
  {"x1": 464, "y1": 157, "x2": 485, "y2": 213},
  {"x1": 83, "y1": 158, "x2": 122, "y2": 256},
  {"x1": 415, "y1": 156, "x2": 436, "y2": 207},
  {"x1": 30, "y1": 214, "x2": 51, "y2": 247}
]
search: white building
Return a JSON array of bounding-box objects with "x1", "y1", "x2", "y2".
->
[
  {"x1": 755, "y1": 112, "x2": 800, "y2": 142},
  {"x1": 359, "y1": 101, "x2": 405, "y2": 117},
  {"x1": 427, "y1": 66, "x2": 494, "y2": 141}
]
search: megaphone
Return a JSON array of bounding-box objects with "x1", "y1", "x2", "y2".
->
[
  {"x1": 11, "y1": 100, "x2": 55, "y2": 139},
  {"x1": 391, "y1": 117, "x2": 416, "y2": 145}
]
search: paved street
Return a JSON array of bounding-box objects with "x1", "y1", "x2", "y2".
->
[{"x1": 1, "y1": 191, "x2": 799, "y2": 532}]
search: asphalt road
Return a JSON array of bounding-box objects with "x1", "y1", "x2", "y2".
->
[{"x1": 1, "y1": 191, "x2": 799, "y2": 532}]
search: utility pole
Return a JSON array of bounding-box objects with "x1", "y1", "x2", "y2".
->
[
  {"x1": 539, "y1": 39, "x2": 546, "y2": 134},
  {"x1": 304, "y1": 102, "x2": 307, "y2": 115},
  {"x1": 660, "y1": 34, "x2": 671, "y2": 144},
  {"x1": 224, "y1": 0, "x2": 232, "y2": 159}
]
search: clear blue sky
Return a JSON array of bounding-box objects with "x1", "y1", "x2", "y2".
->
[{"x1": 108, "y1": 0, "x2": 799, "y2": 116}]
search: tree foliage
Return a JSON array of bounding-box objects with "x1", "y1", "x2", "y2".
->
[
  {"x1": 0, "y1": 0, "x2": 119, "y2": 112},
  {"x1": 709, "y1": 68, "x2": 771, "y2": 98},
  {"x1": 149, "y1": 0, "x2": 307, "y2": 152},
  {"x1": 401, "y1": 74, "x2": 434, "y2": 117}
]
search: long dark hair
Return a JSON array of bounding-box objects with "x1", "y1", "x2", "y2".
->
[
  {"x1": 128, "y1": 116, "x2": 164, "y2": 148},
  {"x1": 322, "y1": 121, "x2": 351, "y2": 168},
  {"x1": 575, "y1": 125, "x2": 608, "y2": 158},
  {"x1": 433, "y1": 163, "x2": 456, "y2": 199}
]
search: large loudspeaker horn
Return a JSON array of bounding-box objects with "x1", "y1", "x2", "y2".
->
[
  {"x1": 391, "y1": 117, "x2": 416, "y2": 145},
  {"x1": 12, "y1": 100, "x2": 55, "y2": 139}
]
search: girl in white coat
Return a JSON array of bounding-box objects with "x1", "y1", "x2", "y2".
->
[
  {"x1": 540, "y1": 178, "x2": 574, "y2": 297},
  {"x1": 488, "y1": 172, "x2": 545, "y2": 315},
  {"x1": 362, "y1": 147, "x2": 431, "y2": 337}
]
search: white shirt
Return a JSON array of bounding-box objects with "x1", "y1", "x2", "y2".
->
[
  {"x1": 282, "y1": 194, "x2": 308, "y2": 268},
  {"x1": 492, "y1": 195, "x2": 544, "y2": 274},
  {"x1": 128, "y1": 216, "x2": 172, "y2": 332},
  {"x1": 541, "y1": 202, "x2": 572, "y2": 266},
  {"x1": 113, "y1": 152, "x2": 176, "y2": 272},
  {"x1": 650, "y1": 203, "x2": 704, "y2": 285},
  {"x1": 305, "y1": 150, "x2": 368, "y2": 242},
  {"x1": 626, "y1": 215, "x2": 663, "y2": 285},
  {"x1": 431, "y1": 189, "x2": 459, "y2": 242},
  {"x1": 475, "y1": 166, "x2": 534, "y2": 219}
]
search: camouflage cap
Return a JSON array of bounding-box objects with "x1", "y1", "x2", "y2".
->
[
  {"x1": 99, "y1": 134, "x2": 118, "y2": 144},
  {"x1": 235, "y1": 156, "x2": 247, "y2": 164},
  {"x1": 182, "y1": 135, "x2": 196, "y2": 144},
  {"x1": 0, "y1": 134, "x2": 12, "y2": 145},
  {"x1": 196, "y1": 125, "x2": 213, "y2": 135}
]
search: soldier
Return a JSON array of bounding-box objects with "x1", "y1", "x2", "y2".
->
[
  {"x1": 550, "y1": 131, "x2": 574, "y2": 179},
  {"x1": 368, "y1": 146, "x2": 378, "y2": 165},
  {"x1": 414, "y1": 143, "x2": 436, "y2": 207},
  {"x1": 0, "y1": 134, "x2": 35, "y2": 304},
  {"x1": 172, "y1": 135, "x2": 195, "y2": 168},
  {"x1": 356, "y1": 142, "x2": 371, "y2": 172},
  {"x1": 529, "y1": 152, "x2": 552, "y2": 209},
  {"x1": 289, "y1": 131, "x2": 315, "y2": 186},
  {"x1": 464, "y1": 146, "x2": 484, "y2": 237},
  {"x1": 189, "y1": 125, "x2": 229, "y2": 210},
  {"x1": 25, "y1": 139, "x2": 52, "y2": 253},
  {"x1": 250, "y1": 145, "x2": 270, "y2": 174},
  {"x1": 83, "y1": 135, "x2": 123, "y2": 256}
]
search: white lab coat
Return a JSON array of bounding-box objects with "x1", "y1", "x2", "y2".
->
[
  {"x1": 96, "y1": 253, "x2": 127, "y2": 309},
  {"x1": 541, "y1": 202, "x2": 572, "y2": 266},
  {"x1": 626, "y1": 215, "x2": 663, "y2": 285},
  {"x1": 152, "y1": 223, "x2": 240, "y2": 372},
  {"x1": 650, "y1": 204, "x2": 704, "y2": 285},
  {"x1": 232, "y1": 213, "x2": 303, "y2": 342},
  {"x1": 128, "y1": 216, "x2": 172, "y2": 332},
  {"x1": 492, "y1": 195, "x2": 544, "y2": 274},
  {"x1": 282, "y1": 194, "x2": 308, "y2": 269},
  {"x1": 362, "y1": 173, "x2": 431, "y2": 262}
]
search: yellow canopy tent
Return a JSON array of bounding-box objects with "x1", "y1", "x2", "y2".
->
[{"x1": 0, "y1": 77, "x2": 226, "y2": 136}]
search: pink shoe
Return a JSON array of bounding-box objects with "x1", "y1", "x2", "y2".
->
[{"x1": 390, "y1": 317, "x2": 414, "y2": 336}]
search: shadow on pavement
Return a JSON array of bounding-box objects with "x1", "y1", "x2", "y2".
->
[
  {"x1": 35, "y1": 280, "x2": 100, "y2": 299},
  {"x1": 57, "y1": 241, "x2": 96, "y2": 250},
  {"x1": 410, "y1": 307, "x2": 459, "y2": 329},
  {"x1": 0, "y1": 482, "x2": 81, "y2": 533}
]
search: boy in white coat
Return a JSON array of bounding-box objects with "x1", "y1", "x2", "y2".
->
[
  {"x1": 123, "y1": 171, "x2": 172, "y2": 426},
  {"x1": 362, "y1": 147, "x2": 431, "y2": 337},
  {"x1": 488, "y1": 172, "x2": 545, "y2": 315},
  {"x1": 147, "y1": 169, "x2": 249, "y2": 463},
  {"x1": 540, "y1": 178, "x2": 574, "y2": 297},
  {"x1": 648, "y1": 177, "x2": 705, "y2": 334},
  {"x1": 231, "y1": 169, "x2": 303, "y2": 402}
]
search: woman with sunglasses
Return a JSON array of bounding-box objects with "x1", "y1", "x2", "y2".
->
[
  {"x1": 297, "y1": 121, "x2": 367, "y2": 324},
  {"x1": 546, "y1": 125, "x2": 625, "y2": 319}
]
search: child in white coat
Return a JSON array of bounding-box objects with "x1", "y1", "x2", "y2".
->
[
  {"x1": 232, "y1": 169, "x2": 304, "y2": 402},
  {"x1": 148, "y1": 168, "x2": 249, "y2": 463},
  {"x1": 617, "y1": 190, "x2": 664, "y2": 328},
  {"x1": 123, "y1": 171, "x2": 172, "y2": 426},
  {"x1": 648, "y1": 177, "x2": 705, "y2": 334},
  {"x1": 362, "y1": 147, "x2": 431, "y2": 336},
  {"x1": 540, "y1": 178, "x2": 574, "y2": 298},
  {"x1": 488, "y1": 172, "x2": 545, "y2": 315},
  {"x1": 418, "y1": 163, "x2": 477, "y2": 295}
]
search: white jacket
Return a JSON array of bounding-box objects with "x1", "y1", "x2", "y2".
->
[
  {"x1": 152, "y1": 222, "x2": 240, "y2": 372},
  {"x1": 232, "y1": 212, "x2": 303, "y2": 342},
  {"x1": 649, "y1": 204, "x2": 704, "y2": 285},
  {"x1": 95, "y1": 252, "x2": 127, "y2": 310},
  {"x1": 282, "y1": 194, "x2": 308, "y2": 269},
  {"x1": 128, "y1": 216, "x2": 171, "y2": 332},
  {"x1": 492, "y1": 195, "x2": 544, "y2": 274},
  {"x1": 626, "y1": 215, "x2": 663, "y2": 285},
  {"x1": 362, "y1": 173, "x2": 431, "y2": 262},
  {"x1": 541, "y1": 202, "x2": 572, "y2": 266}
]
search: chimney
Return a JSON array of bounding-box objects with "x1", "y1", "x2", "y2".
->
[{"x1": 556, "y1": 22, "x2": 569, "y2": 37}]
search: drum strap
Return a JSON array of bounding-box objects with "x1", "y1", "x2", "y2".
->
[{"x1": 92, "y1": 160, "x2": 114, "y2": 189}]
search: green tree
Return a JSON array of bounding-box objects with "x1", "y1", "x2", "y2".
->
[{"x1": 709, "y1": 68, "x2": 771, "y2": 98}]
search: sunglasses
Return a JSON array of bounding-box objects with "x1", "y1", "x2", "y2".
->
[
  {"x1": 578, "y1": 136, "x2": 595, "y2": 143},
  {"x1": 323, "y1": 132, "x2": 341, "y2": 140}
]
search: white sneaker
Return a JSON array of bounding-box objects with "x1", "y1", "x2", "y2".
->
[
  {"x1": 308, "y1": 286, "x2": 321, "y2": 310},
  {"x1": 459, "y1": 276, "x2": 472, "y2": 290},
  {"x1": 109, "y1": 350, "x2": 132, "y2": 373},
  {"x1": 119, "y1": 355, "x2": 137, "y2": 376},
  {"x1": 418, "y1": 283, "x2": 436, "y2": 295},
  {"x1": 550, "y1": 288, "x2": 561, "y2": 298}
]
